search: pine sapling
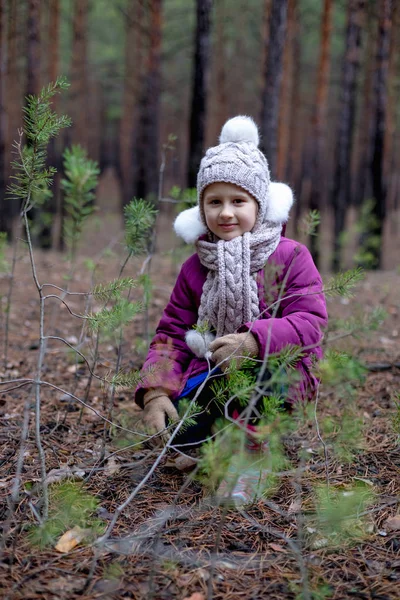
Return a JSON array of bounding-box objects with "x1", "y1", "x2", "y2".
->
[
  {"x1": 62, "y1": 144, "x2": 99, "y2": 271},
  {"x1": 7, "y1": 77, "x2": 71, "y2": 520},
  {"x1": 83, "y1": 198, "x2": 156, "y2": 434}
]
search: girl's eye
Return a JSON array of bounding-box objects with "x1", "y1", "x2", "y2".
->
[
  {"x1": 209, "y1": 199, "x2": 220, "y2": 205},
  {"x1": 234, "y1": 198, "x2": 245, "y2": 204}
]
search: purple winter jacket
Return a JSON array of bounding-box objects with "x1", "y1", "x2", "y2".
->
[{"x1": 135, "y1": 236, "x2": 328, "y2": 408}]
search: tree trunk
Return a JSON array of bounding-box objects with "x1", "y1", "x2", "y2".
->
[
  {"x1": 0, "y1": 0, "x2": 8, "y2": 235},
  {"x1": 353, "y1": 2, "x2": 377, "y2": 207},
  {"x1": 27, "y1": 0, "x2": 41, "y2": 97},
  {"x1": 47, "y1": 0, "x2": 62, "y2": 249},
  {"x1": 48, "y1": 0, "x2": 60, "y2": 85},
  {"x1": 260, "y1": 0, "x2": 288, "y2": 179},
  {"x1": 287, "y1": 8, "x2": 302, "y2": 235},
  {"x1": 70, "y1": 0, "x2": 89, "y2": 150},
  {"x1": 308, "y1": 0, "x2": 333, "y2": 265},
  {"x1": 261, "y1": 0, "x2": 272, "y2": 83},
  {"x1": 211, "y1": 0, "x2": 227, "y2": 142},
  {"x1": 276, "y1": 0, "x2": 296, "y2": 182},
  {"x1": 187, "y1": 0, "x2": 213, "y2": 188},
  {"x1": 369, "y1": 0, "x2": 392, "y2": 268},
  {"x1": 331, "y1": 0, "x2": 365, "y2": 272},
  {"x1": 5, "y1": 0, "x2": 22, "y2": 235},
  {"x1": 383, "y1": 1, "x2": 398, "y2": 213},
  {"x1": 136, "y1": 0, "x2": 163, "y2": 200},
  {"x1": 119, "y1": 0, "x2": 144, "y2": 207}
]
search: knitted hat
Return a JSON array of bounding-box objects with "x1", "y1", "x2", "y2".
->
[
  {"x1": 197, "y1": 115, "x2": 270, "y2": 227},
  {"x1": 174, "y1": 116, "x2": 294, "y2": 244}
]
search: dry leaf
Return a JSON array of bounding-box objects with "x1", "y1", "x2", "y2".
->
[
  {"x1": 182, "y1": 593, "x2": 205, "y2": 600},
  {"x1": 353, "y1": 477, "x2": 374, "y2": 487},
  {"x1": 174, "y1": 455, "x2": 197, "y2": 471},
  {"x1": 55, "y1": 526, "x2": 87, "y2": 553},
  {"x1": 105, "y1": 457, "x2": 120, "y2": 476},
  {"x1": 384, "y1": 515, "x2": 400, "y2": 532},
  {"x1": 269, "y1": 543, "x2": 286, "y2": 553}
]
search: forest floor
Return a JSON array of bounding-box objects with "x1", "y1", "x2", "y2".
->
[{"x1": 0, "y1": 214, "x2": 400, "y2": 600}]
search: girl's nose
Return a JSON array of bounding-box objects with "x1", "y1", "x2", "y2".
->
[{"x1": 220, "y1": 202, "x2": 234, "y2": 218}]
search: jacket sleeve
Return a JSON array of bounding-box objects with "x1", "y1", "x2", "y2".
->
[
  {"x1": 134, "y1": 259, "x2": 199, "y2": 408},
  {"x1": 240, "y1": 243, "x2": 328, "y2": 359}
]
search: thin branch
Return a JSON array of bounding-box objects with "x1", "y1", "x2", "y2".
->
[{"x1": 43, "y1": 294, "x2": 88, "y2": 318}]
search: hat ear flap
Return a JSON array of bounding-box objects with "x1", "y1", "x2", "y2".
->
[
  {"x1": 265, "y1": 182, "x2": 294, "y2": 223},
  {"x1": 174, "y1": 206, "x2": 207, "y2": 243}
]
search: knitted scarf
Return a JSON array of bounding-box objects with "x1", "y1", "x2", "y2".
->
[{"x1": 196, "y1": 223, "x2": 282, "y2": 337}]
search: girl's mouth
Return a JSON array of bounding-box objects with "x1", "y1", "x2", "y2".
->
[{"x1": 219, "y1": 224, "x2": 237, "y2": 230}]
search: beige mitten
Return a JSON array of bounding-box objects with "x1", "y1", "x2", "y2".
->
[
  {"x1": 209, "y1": 332, "x2": 259, "y2": 372},
  {"x1": 142, "y1": 388, "x2": 179, "y2": 439}
]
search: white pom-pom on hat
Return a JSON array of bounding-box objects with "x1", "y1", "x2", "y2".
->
[
  {"x1": 174, "y1": 205, "x2": 207, "y2": 244},
  {"x1": 219, "y1": 115, "x2": 259, "y2": 147},
  {"x1": 266, "y1": 182, "x2": 294, "y2": 223}
]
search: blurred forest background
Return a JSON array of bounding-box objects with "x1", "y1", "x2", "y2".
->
[{"x1": 0, "y1": 0, "x2": 398, "y2": 271}]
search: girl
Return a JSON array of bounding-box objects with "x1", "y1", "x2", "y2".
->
[{"x1": 135, "y1": 116, "x2": 328, "y2": 502}]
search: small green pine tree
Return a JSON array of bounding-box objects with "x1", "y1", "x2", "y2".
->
[{"x1": 62, "y1": 145, "x2": 100, "y2": 265}]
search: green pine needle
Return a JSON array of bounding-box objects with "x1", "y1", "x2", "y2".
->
[
  {"x1": 124, "y1": 199, "x2": 157, "y2": 256},
  {"x1": 92, "y1": 277, "x2": 136, "y2": 302},
  {"x1": 62, "y1": 145, "x2": 99, "y2": 258},
  {"x1": 301, "y1": 209, "x2": 321, "y2": 237},
  {"x1": 325, "y1": 267, "x2": 364, "y2": 298},
  {"x1": 176, "y1": 397, "x2": 202, "y2": 432},
  {"x1": 86, "y1": 299, "x2": 142, "y2": 334},
  {"x1": 107, "y1": 368, "x2": 144, "y2": 391},
  {"x1": 8, "y1": 77, "x2": 72, "y2": 209},
  {"x1": 28, "y1": 481, "x2": 102, "y2": 549}
]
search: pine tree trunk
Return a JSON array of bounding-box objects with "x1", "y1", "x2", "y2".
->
[
  {"x1": 70, "y1": 0, "x2": 89, "y2": 150},
  {"x1": 26, "y1": 0, "x2": 47, "y2": 247},
  {"x1": 0, "y1": 0, "x2": 8, "y2": 235},
  {"x1": 353, "y1": 2, "x2": 376, "y2": 207},
  {"x1": 119, "y1": 0, "x2": 144, "y2": 207},
  {"x1": 383, "y1": 1, "x2": 398, "y2": 212},
  {"x1": 48, "y1": 0, "x2": 60, "y2": 85},
  {"x1": 288, "y1": 12, "x2": 302, "y2": 235},
  {"x1": 308, "y1": 0, "x2": 333, "y2": 265},
  {"x1": 331, "y1": 0, "x2": 365, "y2": 272},
  {"x1": 27, "y1": 0, "x2": 41, "y2": 97},
  {"x1": 47, "y1": 0, "x2": 61, "y2": 249},
  {"x1": 213, "y1": 0, "x2": 227, "y2": 141},
  {"x1": 261, "y1": 0, "x2": 272, "y2": 81},
  {"x1": 5, "y1": 0, "x2": 22, "y2": 213},
  {"x1": 136, "y1": 0, "x2": 163, "y2": 200},
  {"x1": 369, "y1": 0, "x2": 392, "y2": 268},
  {"x1": 260, "y1": 0, "x2": 288, "y2": 178},
  {"x1": 276, "y1": 0, "x2": 296, "y2": 182},
  {"x1": 187, "y1": 0, "x2": 213, "y2": 188}
]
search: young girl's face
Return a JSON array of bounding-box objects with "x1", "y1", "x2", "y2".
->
[{"x1": 203, "y1": 182, "x2": 258, "y2": 241}]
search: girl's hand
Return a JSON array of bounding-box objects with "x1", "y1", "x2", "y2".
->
[
  {"x1": 209, "y1": 332, "x2": 259, "y2": 372},
  {"x1": 142, "y1": 388, "x2": 179, "y2": 442}
]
